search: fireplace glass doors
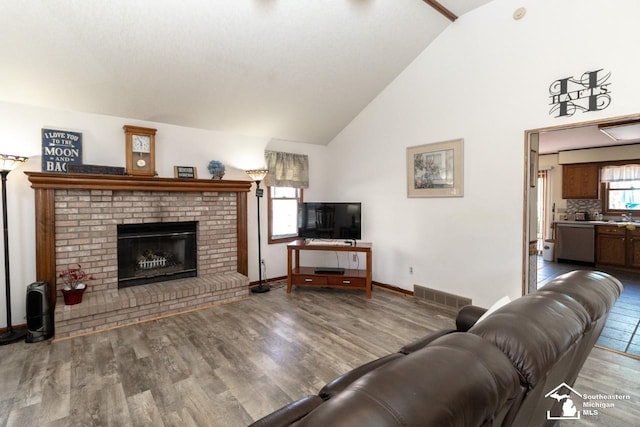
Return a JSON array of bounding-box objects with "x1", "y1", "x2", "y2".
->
[{"x1": 117, "y1": 221, "x2": 197, "y2": 288}]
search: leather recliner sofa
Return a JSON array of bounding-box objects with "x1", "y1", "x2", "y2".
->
[{"x1": 249, "y1": 270, "x2": 622, "y2": 427}]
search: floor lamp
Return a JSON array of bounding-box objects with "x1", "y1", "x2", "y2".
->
[
  {"x1": 246, "y1": 169, "x2": 270, "y2": 293},
  {"x1": 0, "y1": 154, "x2": 28, "y2": 345}
]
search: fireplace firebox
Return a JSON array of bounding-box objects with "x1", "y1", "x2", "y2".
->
[{"x1": 117, "y1": 221, "x2": 197, "y2": 288}]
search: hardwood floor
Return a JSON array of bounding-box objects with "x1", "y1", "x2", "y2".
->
[
  {"x1": 1, "y1": 284, "x2": 638, "y2": 427},
  {"x1": 562, "y1": 347, "x2": 640, "y2": 427},
  {"x1": 537, "y1": 257, "x2": 640, "y2": 357}
]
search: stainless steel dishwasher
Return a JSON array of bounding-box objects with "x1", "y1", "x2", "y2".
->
[{"x1": 556, "y1": 222, "x2": 595, "y2": 264}]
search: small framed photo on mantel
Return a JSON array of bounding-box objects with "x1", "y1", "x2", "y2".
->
[
  {"x1": 407, "y1": 138, "x2": 464, "y2": 197},
  {"x1": 174, "y1": 166, "x2": 198, "y2": 179}
]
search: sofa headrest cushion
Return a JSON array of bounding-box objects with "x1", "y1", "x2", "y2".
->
[
  {"x1": 540, "y1": 270, "x2": 623, "y2": 322},
  {"x1": 297, "y1": 333, "x2": 520, "y2": 427},
  {"x1": 469, "y1": 292, "x2": 589, "y2": 389}
]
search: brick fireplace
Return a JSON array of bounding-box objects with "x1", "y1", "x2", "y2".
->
[{"x1": 26, "y1": 172, "x2": 252, "y2": 338}]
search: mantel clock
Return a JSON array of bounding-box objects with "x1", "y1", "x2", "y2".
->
[{"x1": 124, "y1": 125, "x2": 157, "y2": 176}]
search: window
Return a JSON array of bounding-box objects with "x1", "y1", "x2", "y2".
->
[
  {"x1": 268, "y1": 186, "x2": 303, "y2": 243},
  {"x1": 602, "y1": 164, "x2": 640, "y2": 214},
  {"x1": 605, "y1": 180, "x2": 640, "y2": 212}
]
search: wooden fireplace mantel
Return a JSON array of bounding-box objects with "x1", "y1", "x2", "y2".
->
[
  {"x1": 25, "y1": 172, "x2": 252, "y2": 305},
  {"x1": 25, "y1": 172, "x2": 253, "y2": 192}
]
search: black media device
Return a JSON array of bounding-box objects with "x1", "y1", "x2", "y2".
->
[
  {"x1": 314, "y1": 267, "x2": 345, "y2": 275},
  {"x1": 297, "y1": 202, "x2": 362, "y2": 240}
]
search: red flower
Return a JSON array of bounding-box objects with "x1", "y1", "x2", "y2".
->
[{"x1": 58, "y1": 264, "x2": 95, "y2": 290}]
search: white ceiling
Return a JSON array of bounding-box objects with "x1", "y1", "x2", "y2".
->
[
  {"x1": 0, "y1": 0, "x2": 493, "y2": 145},
  {"x1": 539, "y1": 122, "x2": 640, "y2": 155}
]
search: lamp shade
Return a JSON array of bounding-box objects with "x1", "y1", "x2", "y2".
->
[
  {"x1": 0, "y1": 154, "x2": 28, "y2": 172},
  {"x1": 245, "y1": 169, "x2": 269, "y2": 182}
]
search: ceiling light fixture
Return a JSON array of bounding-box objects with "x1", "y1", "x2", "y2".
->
[{"x1": 598, "y1": 120, "x2": 640, "y2": 143}]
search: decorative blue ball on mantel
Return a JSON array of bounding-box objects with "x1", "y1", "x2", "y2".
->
[{"x1": 207, "y1": 160, "x2": 226, "y2": 179}]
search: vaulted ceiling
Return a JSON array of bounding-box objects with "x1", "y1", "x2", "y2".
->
[{"x1": 0, "y1": 0, "x2": 493, "y2": 145}]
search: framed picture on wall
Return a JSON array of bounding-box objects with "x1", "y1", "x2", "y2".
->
[{"x1": 407, "y1": 138, "x2": 464, "y2": 197}]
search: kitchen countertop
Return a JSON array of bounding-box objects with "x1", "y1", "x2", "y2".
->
[{"x1": 555, "y1": 220, "x2": 640, "y2": 226}]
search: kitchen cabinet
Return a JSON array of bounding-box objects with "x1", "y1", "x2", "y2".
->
[
  {"x1": 628, "y1": 229, "x2": 640, "y2": 268},
  {"x1": 562, "y1": 163, "x2": 599, "y2": 199},
  {"x1": 596, "y1": 224, "x2": 640, "y2": 268},
  {"x1": 596, "y1": 225, "x2": 626, "y2": 266}
]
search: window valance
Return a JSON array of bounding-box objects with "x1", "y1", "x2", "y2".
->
[
  {"x1": 264, "y1": 150, "x2": 309, "y2": 188},
  {"x1": 601, "y1": 164, "x2": 640, "y2": 182}
]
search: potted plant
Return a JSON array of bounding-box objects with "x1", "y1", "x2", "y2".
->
[
  {"x1": 58, "y1": 264, "x2": 95, "y2": 305},
  {"x1": 207, "y1": 160, "x2": 226, "y2": 179}
]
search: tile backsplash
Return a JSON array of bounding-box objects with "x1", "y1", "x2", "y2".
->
[{"x1": 566, "y1": 199, "x2": 602, "y2": 214}]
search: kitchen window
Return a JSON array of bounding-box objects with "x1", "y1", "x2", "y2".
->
[
  {"x1": 604, "y1": 180, "x2": 640, "y2": 212},
  {"x1": 601, "y1": 164, "x2": 640, "y2": 213},
  {"x1": 268, "y1": 186, "x2": 303, "y2": 243}
]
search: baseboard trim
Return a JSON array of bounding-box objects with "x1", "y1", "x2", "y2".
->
[
  {"x1": 0, "y1": 323, "x2": 27, "y2": 334},
  {"x1": 249, "y1": 275, "x2": 287, "y2": 287},
  {"x1": 372, "y1": 281, "x2": 413, "y2": 296}
]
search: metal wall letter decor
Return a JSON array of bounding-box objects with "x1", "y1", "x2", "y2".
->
[{"x1": 549, "y1": 69, "x2": 611, "y2": 118}]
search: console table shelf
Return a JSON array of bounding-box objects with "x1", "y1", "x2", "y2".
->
[{"x1": 287, "y1": 240, "x2": 372, "y2": 298}]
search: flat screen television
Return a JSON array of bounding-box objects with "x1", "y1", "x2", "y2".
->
[{"x1": 297, "y1": 202, "x2": 361, "y2": 240}]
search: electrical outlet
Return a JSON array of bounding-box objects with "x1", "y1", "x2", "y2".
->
[
  {"x1": 352, "y1": 253, "x2": 357, "y2": 262},
  {"x1": 409, "y1": 266, "x2": 413, "y2": 274}
]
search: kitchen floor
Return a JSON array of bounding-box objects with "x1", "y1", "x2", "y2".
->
[{"x1": 537, "y1": 257, "x2": 640, "y2": 358}]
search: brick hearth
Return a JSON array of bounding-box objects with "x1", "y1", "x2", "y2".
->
[
  {"x1": 55, "y1": 273, "x2": 247, "y2": 337},
  {"x1": 26, "y1": 173, "x2": 252, "y2": 338}
]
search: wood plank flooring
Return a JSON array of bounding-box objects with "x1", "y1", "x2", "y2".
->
[
  {"x1": 537, "y1": 257, "x2": 640, "y2": 357},
  {"x1": 1, "y1": 284, "x2": 639, "y2": 427}
]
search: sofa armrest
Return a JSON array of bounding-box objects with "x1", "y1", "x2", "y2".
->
[
  {"x1": 398, "y1": 328, "x2": 456, "y2": 354},
  {"x1": 249, "y1": 395, "x2": 324, "y2": 427},
  {"x1": 456, "y1": 305, "x2": 487, "y2": 332},
  {"x1": 318, "y1": 353, "x2": 404, "y2": 399}
]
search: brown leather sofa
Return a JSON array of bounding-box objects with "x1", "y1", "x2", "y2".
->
[{"x1": 249, "y1": 270, "x2": 622, "y2": 427}]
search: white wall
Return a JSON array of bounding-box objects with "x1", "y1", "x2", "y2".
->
[
  {"x1": 0, "y1": 101, "x2": 326, "y2": 328},
  {"x1": 325, "y1": 0, "x2": 640, "y2": 307}
]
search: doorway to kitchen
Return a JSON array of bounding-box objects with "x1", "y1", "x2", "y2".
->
[
  {"x1": 523, "y1": 113, "x2": 640, "y2": 358},
  {"x1": 523, "y1": 113, "x2": 640, "y2": 295}
]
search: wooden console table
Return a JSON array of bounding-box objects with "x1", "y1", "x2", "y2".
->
[{"x1": 287, "y1": 240, "x2": 372, "y2": 298}]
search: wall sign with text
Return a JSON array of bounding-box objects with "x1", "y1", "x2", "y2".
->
[
  {"x1": 549, "y1": 69, "x2": 611, "y2": 118},
  {"x1": 41, "y1": 128, "x2": 83, "y2": 172}
]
